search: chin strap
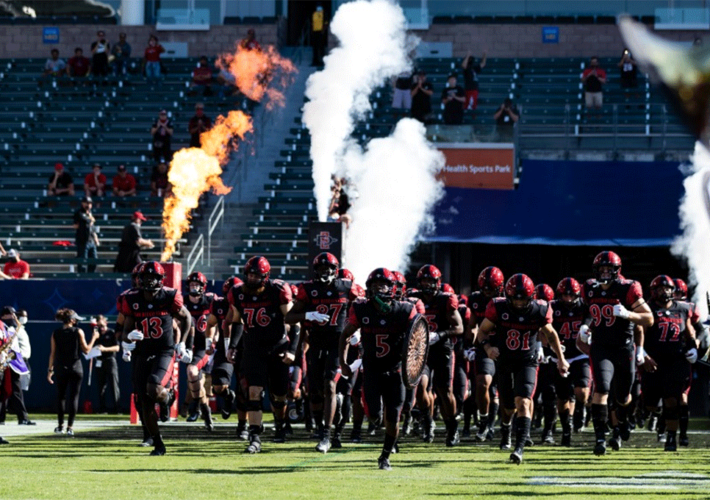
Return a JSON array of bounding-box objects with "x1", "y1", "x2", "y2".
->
[{"x1": 374, "y1": 296, "x2": 392, "y2": 314}]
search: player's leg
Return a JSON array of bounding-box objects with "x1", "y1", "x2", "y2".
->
[
  {"x1": 144, "y1": 350, "x2": 176, "y2": 455},
  {"x1": 475, "y1": 358, "x2": 494, "y2": 441},
  {"x1": 573, "y1": 360, "x2": 591, "y2": 432},
  {"x1": 679, "y1": 366, "x2": 692, "y2": 446},
  {"x1": 306, "y1": 348, "x2": 326, "y2": 438},
  {"x1": 431, "y1": 345, "x2": 459, "y2": 446},
  {"x1": 554, "y1": 367, "x2": 575, "y2": 446},
  {"x1": 496, "y1": 365, "x2": 516, "y2": 451},
  {"x1": 378, "y1": 371, "x2": 406, "y2": 470},
  {"x1": 590, "y1": 344, "x2": 614, "y2": 455},
  {"x1": 416, "y1": 365, "x2": 434, "y2": 442},
  {"x1": 350, "y1": 369, "x2": 365, "y2": 443},
  {"x1": 611, "y1": 345, "x2": 636, "y2": 443},
  {"x1": 539, "y1": 363, "x2": 558, "y2": 444},
  {"x1": 509, "y1": 362, "x2": 538, "y2": 464},
  {"x1": 317, "y1": 348, "x2": 340, "y2": 451},
  {"x1": 333, "y1": 374, "x2": 353, "y2": 447},
  {"x1": 267, "y1": 351, "x2": 290, "y2": 444}
]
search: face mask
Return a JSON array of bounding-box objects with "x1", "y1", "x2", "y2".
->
[{"x1": 18, "y1": 317, "x2": 27, "y2": 325}]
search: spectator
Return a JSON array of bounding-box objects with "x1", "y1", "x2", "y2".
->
[
  {"x1": 150, "y1": 162, "x2": 170, "y2": 197},
  {"x1": 189, "y1": 56, "x2": 214, "y2": 97},
  {"x1": 111, "y1": 32, "x2": 131, "y2": 76},
  {"x1": 112, "y1": 165, "x2": 137, "y2": 197},
  {"x1": 151, "y1": 110, "x2": 174, "y2": 163},
  {"x1": 441, "y1": 74, "x2": 465, "y2": 125},
  {"x1": 0, "y1": 306, "x2": 34, "y2": 425},
  {"x1": 328, "y1": 176, "x2": 352, "y2": 228},
  {"x1": 462, "y1": 50, "x2": 487, "y2": 111},
  {"x1": 188, "y1": 103, "x2": 212, "y2": 148},
  {"x1": 215, "y1": 64, "x2": 237, "y2": 99},
  {"x1": 618, "y1": 49, "x2": 638, "y2": 89},
  {"x1": 48, "y1": 163, "x2": 75, "y2": 196},
  {"x1": 143, "y1": 35, "x2": 165, "y2": 85},
  {"x1": 67, "y1": 47, "x2": 91, "y2": 78},
  {"x1": 411, "y1": 70, "x2": 433, "y2": 123},
  {"x1": 73, "y1": 197, "x2": 99, "y2": 273},
  {"x1": 113, "y1": 212, "x2": 154, "y2": 273},
  {"x1": 43, "y1": 49, "x2": 66, "y2": 78},
  {"x1": 493, "y1": 97, "x2": 519, "y2": 140},
  {"x1": 83, "y1": 163, "x2": 106, "y2": 198},
  {"x1": 90, "y1": 30, "x2": 110, "y2": 80},
  {"x1": 581, "y1": 56, "x2": 607, "y2": 110},
  {"x1": 392, "y1": 70, "x2": 413, "y2": 110},
  {"x1": 241, "y1": 28, "x2": 261, "y2": 51},
  {"x1": 3, "y1": 250, "x2": 30, "y2": 279},
  {"x1": 311, "y1": 5, "x2": 327, "y2": 66},
  {"x1": 92, "y1": 315, "x2": 120, "y2": 414},
  {"x1": 15, "y1": 310, "x2": 31, "y2": 392}
]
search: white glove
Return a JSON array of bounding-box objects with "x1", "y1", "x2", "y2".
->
[
  {"x1": 121, "y1": 340, "x2": 136, "y2": 352},
  {"x1": 127, "y1": 329, "x2": 144, "y2": 341},
  {"x1": 463, "y1": 348, "x2": 476, "y2": 362},
  {"x1": 613, "y1": 304, "x2": 631, "y2": 319},
  {"x1": 535, "y1": 341, "x2": 546, "y2": 363},
  {"x1": 578, "y1": 324, "x2": 591, "y2": 345},
  {"x1": 122, "y1": 349, "x2": 132, "y2": 362},
  {"x1": 224, "y1": 337, "x2": 230, "y2": 352},
  {"x1": 205, "y1": 337, "x2": 213, "y2": 352},
  {"x1": 635, "y1": 346, "x2": 646, "y2": 366},
  {"x1": 686, "y1": 347, "x2": 698, "y2": 364},
  {"x1": 305, "y1": 311, "x2": 330, "y2": 323},
  {"x1": 349, "y1": 330, "x2": 361, "y2": 346},
  {"x1": 428, "y1": 331, "x2": 441, "y2": 345}
]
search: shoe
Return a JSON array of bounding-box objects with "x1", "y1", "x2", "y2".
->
[
  {"x1": 316, "y1": 437, "x2": 331, "y2": 453},
  {"x1": 378, "y1": 456, "x2": 392, "y2": 471},
  {"x1": 486, "y1": 427, "x2": 495, "y2": 441},
  {"x1": 201, "y1": 404, "x2": 214, "y2": 432},
  {"x1": 499, "y1": 426, "x2": 511, "y2": 450},
  {"x1": 619, "y1": 421, "x2": 631, "y2": 441},
  {"x1": 657, "y1": 430, "x2": 666, "y2": 442},
  {"x1": 0, "y1": 437, "x2": 8, "y2": 445},
  {"x1": 368, "y1": 421, "x2": 377, "y2": 436},
  {"x1": 561, "y1": 432, "x2": 571, "y2": 447},
  {"x1": 54, "y1": 426, "x2": 63, "y2": 434},
  {"x1": 150, "y1": 442, "x2": 166, "y2": 456},
  {"x1": 246, "y1": 435, "x2": 262, "y2": 454},
  {"x1": 647, "y1": 414, "x2": 658, "y2": 432},
  {"x1": 462, "y1": 426, "x2": 471, "y2": 438},
  {"x1": 66, "y1": 428, "x2": 74, "y2": 437},
  {"x1": 541, "y1": 430, "x2": 554, "y2": 445},
  {"x1": 608, "y1": 428, "x2": 621, "y2": 451},
  {"x1": 186, "y1": 401, "x2": 201, "y2": 422},
  {"x1": 392, "y1": 442, "x2": 399, "y2": 454},
  {"x1": 221, "y1": 390, "x2": 235, "y2": 420},
  {"x1": 525, "y1": 436, "x2": 534, "y2": 448},
  {"x1": 679, "y1": 434, "x2": 689, "y2": 447},
  {"x1": 284, "y1": 422, "x2": 294, "y2": 436},
  {"x1": 332, "y1": 434, "x2": 342, "y2": 449},
  {"x1": 273, "y1": 425, "x2": 287, "y2": 443},
  {"x1": 18, "y1": 420, "x2": 36, "y2": 426},
  {"x1": 160, "y1": 390, "x2": 175, "y2": 423},
  {"x1": 350, "y1": 429, "x2": 362, "y2": 443},
  {"x1": 236, "y1": 421, "x2": 249, "y2": 441},
  {"x1": 140, "y1": 438, "x2": 154, "y2": 447},
  {"x1": 402, "y1": 414, "x2": 413, "y2": 436},
  {"x1": 665, "y1": 434, "x2": 677, "y2": 452},
  {"x1": 509, "y1": 447, "x2": 523, "y2": 465},
  {"x1": 446, "y1": 429, "x2": 460, "y2": 447},
  {"x1": 475, "y1": 421, "x2": 488, "y2": 442},
  {"x1": 593, "y1": 440, "x2": 607, "y2": 456}
]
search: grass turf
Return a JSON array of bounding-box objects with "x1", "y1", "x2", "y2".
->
[{"x1": 2, "y1": 423, "x2": 710, "y2": 499}]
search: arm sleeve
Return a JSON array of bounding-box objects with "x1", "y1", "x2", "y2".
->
[
  {"x1": 626, "y1": 281, "x2": 644, "y2": 307},
  {"x1": 279, "y1": 282, "x2": 293, "y2": 304},
  {"x1": 171, "y1": 291, "x2": 184, "y2": 314},
  {"x1": 228, "y1": 323, "x2": 243, "y2": 349},
  {"x1": 295, "y1": 285, "x2": 309, "y2": 304},
  {"x1": 447, "y1": 293, "x2": 459, "y2": 311},
  {"x1": 346, "y1": 304, "x2": 360, "y2": 328},
  {"x1": 287, "y1": 324, "x2": 300, "y2": 353},
  {"x1": 484, "y1": 300, "x2": 499, "y2": 323}
]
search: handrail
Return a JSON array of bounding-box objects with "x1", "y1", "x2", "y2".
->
[
  {"x1": 185, "y1": 233, "x2": 204, "y2": 275},
  {"x1": 207, "y1": 195, "x2": 225, "y2": 264}
]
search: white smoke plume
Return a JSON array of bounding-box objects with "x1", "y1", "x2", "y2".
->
[
  {"x1": 671, "y1": 143, "x2": 710, "y2": 317},
  {"x1": 302, "y1": 0, "x2": 445, "y2": 282}
]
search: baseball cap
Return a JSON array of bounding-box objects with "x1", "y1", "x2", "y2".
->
[
  {"x1": 69, "y1": 311, "x2": 85, "y2": 321},
  {"x1": 55, "y1": 163, "x2": 64, "y2": 171},
  {"x1": 0, "y1": 306, "x2": 16, "y2": 316},
  {"x1": 6, "y1": 249, "x2": 17, "y2": 258},
  {"x1": 117, "y1": 164, "x2": 126, "y2": 172},
  {"x1": 133, "y1": 211, "x2": 147, "y2": 221}
]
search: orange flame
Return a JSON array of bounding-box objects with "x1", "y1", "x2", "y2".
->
[
  {"x1": 160, "y1": 111, "x2": 253, "y2": 261},
  {"x1": 216, "y1": 45, "x2": 297, "y2": 110}
]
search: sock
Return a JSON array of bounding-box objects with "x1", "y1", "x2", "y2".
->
[
  {"x1": 543, "y1": 402, "x2": 556, "y2": 433},
  {"x1": 152, "y1": 433, "x2": 163, "y2": 446},
  {"x1": 559, "y1": 408, "x2": 571, "y2": 433},
  {"x1": 592, "y1": 403, "x2": 608, "y2": 441},
  {"x1": 382, "y1": 433, "x2": 396, "y2": 458},
  {"x1": 515, "y1": 417, "x2": 531, "y2": 450},
  {"x1": 142, "y1": 426, "x2": 151, "y2": 441},
  {"x1": 679, "y1": 405, "x2": 689, "y2": 436},
  {"x1": 314, "y1": 410, "x2": 324, "y2": 432},
  {"x1": 488, "y1": 401, "x2": 499, "y2": 429},
  {"x1": 445, "y1": 418, "x2": 458, "y2": 436},
  {"x1": 616, "y1": 403, "x2": 628, "y2": 424},
  {"x1": 323, "y1": 426, "x2": 331, "y2": 439},
  {"x1": 249, "y1": 424, "x2": 262, "y2": 436}
]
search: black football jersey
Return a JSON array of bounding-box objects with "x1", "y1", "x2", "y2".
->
[
  {"x1": 550, "y1": 299, "x2": 586, "y2": 359},
  {"x1": 120, "y1": 287, "x2": 183, "y2": 353},
  {"x1": 296, "y1": 278, "x2": 363, "y2": 346},
  {"x1": 484, "y1": 298, "x2": 552, "y2": 362},
  {"x1": 582, "y1": 278, "x2": 644, "y2": 348},
  {"x1": 185, "y1": 292, "x2": 215, "y2": 351},
  {"x1": 645, "y1": 300, "x2": 692, "y2": 362},
  {"x1": 228, "y1": 280, "x2": 292, "y2": 348},
  {"x1": 411, "y1": 291, "x2": 459, "y2": 348}
]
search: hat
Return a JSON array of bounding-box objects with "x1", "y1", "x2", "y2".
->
[
  {"x1": 133, "y1": 211, "x2": 147, "y2": 221},
  {"x1": 82, "y1": 196, "x2": 92, "y2": 203},
  {"x1": 6, "y1": 249, "x2": 17, "y2": 258},
  {"x1": 117, "y1": 164, "x2": 126, "y2": 172},
  {"x1": 69, "y1": 311, "x2": 85, "y2": 321},
  {"x1": 0, "y1": 306, "x2": 15, "y2": 316},
  {"x1": 55, "y1": 163, "x2": 64, "y2": 171},
  {"x1": 159, "y1": 109, "x2": 167, "y2": 114}
]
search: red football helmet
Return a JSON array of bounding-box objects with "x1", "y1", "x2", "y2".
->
[
  {"x1": 442, "y1": 283, "x2": 455, "y2": 294},
  {"x1": 478, "y1": 266, "x2": 505, "y2": 297},
  {"x1": 417, "y1": 264, "x2": 442, "y2": 294},
  {"x1": 650, "y1": 275, "x2": 675, "y2": 303},
  {"x1": 131, "y1": 263, "x2": 143, "y2": 288},
  {"x1": 222, "y1": 276, "x2": 243, "y2": 295},
  {"x1": 593, "y1": 251, "x2": 622, "y2": 284},
  {"x1": 313, "y1": 252, "x2": 339, "y2": 284},
  {"x1": 674, "y1": 278, "x2": 688, "y2": 300},
  {"x1": 366, "y1": 268, "x2": 396, "y2": 303},
  {"x1": 535, "y1": 283, "x2": 554, "y2": 302},
  {"x1": 556, "y1": 277, "x2": 581, "y2": 307},
  {"x1": 244, "y1": 256, "x2": 270, "y2": 289},
  {"x1": 392, "y1": 271, "x2": 407, "y2": 300},
  {"x1": 187, "y1": 271, "x2": 207, "y2": 297},
  {"x1": 338, "y1": 268, "x2": 354, "y2": 281},
  {"x1": 139, "y1": 261, "x2": 165, "y2": 292},
  {"x1": 505, "y1": 273, "x2": 535, "y2": 312}
]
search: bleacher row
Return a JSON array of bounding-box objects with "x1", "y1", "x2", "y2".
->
[{"x1": 0, "y1": 56, "x2": 251, "y2": 278}]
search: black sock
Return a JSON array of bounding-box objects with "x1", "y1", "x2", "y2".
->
[
  {"x1": 142, "y1": 426, "x2": 151, "y2": 441},
  {"x1": 616, "y1": 404, "x2": 628, "y2": 424},
  {"x1": 382, "y1": 433, "x2": 396, "y2": 458},
  {"x1": 559, "y1": 409, "x2": 571, "y2": 433},
  {"x1": 152, "y1": 433, "x2": 163, "y2": 446},
  {"x1": 323, "y1": 426, "x2": 331, "y2": 439},
  {"x1": 445, "y1": 418, "x2": 458, "y2": 435},
  {"x1": 543, "y1": 402, "x2": 556, "y2": 433},
  {"x1": 592, "y1": 404, "x2": 608, "y2": 441},
  {"x1": 514, "y1": 417, "x2": 531, "y2": 450},
  {"x1": 314, "y1": 410, "x2": 324, "y2": 432},
  {"x1": 249, "y1": 424, "x2": 262, "y2": 436},
  {"x1": 679, "y1": 405, "x2": 689, "y2": 436},
  {"x1": 488, "y1": 401, "x2": 499, "y2": 429}
]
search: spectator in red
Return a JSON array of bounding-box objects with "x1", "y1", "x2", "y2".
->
[
  {"x1": 150, "y1": 161, "x2": 170, "y2": 197},
  {"x1": 67, "y1": 48, "x2": 91, "y2": 78},
  {"x1": 112, "y1": 165, "x2": 137, "y2": 197},
  {"x1": 240, "y1": 29, "x2": 261, "y2": 51},
  {"x1": 3, "y1": 250, "x2": 30, "y2": 279},
  {"x1": 47, "y1": 163, "x2": 75, "y2": 196},
  {"x1": 581, "y1": 56, "x2": 607, "y2": 110},
  {"x1": 188, "y1": 103, "x2": 212, "y2": 148},
  {"x1": 189, "y1": 56, "x2": 213, "y2": 96},
  {"x1": 143, "y1": 35, "x2": 165, "y2": 85},
  {"x1": 84, "y1": 163, "x2": 106, "y2": 198},
  {"x1": 151, "y1": 110, "x2": 174, "y2": 163},
  {"x1": 462, "y1": 50, "x2": 487, "y2": 111}
]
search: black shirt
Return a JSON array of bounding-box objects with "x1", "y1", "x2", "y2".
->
[
  {"x1": 442, "y1": 85, "x2": 465, "y2": 125},
  {"x1": 411, "y1": 80, "x2": 433, "y2": 119},
  {"x1": 73, "y1": 208, "x2": 93, "y2": 244},
  {"x1": 53, "y1": 327, "x2": 82, "y2": 368},
  {"x1": 463, "y1": 63, "x2": 482, "y2": 91},
  {"x1": 496, "y1": 105, "x2": 519, "y2": 127},
  {"x1": 49, "y1": 171, "x2": 73, "y2": 191},
  {"x1": 118, "y1": 222, "x2": 141, "y2": 252},
  {"x1": 96, "y1": 327, "x2": 117, "y2": 359}
]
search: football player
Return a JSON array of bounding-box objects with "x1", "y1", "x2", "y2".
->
[
  {"x1": 120, "y1": 262, "x2": 193, "y2": 455},
  {"x1": 476, "y1": 274, "x2": 569, "y2": 464},
  {"x1": 576, "y1": 251, "x2": 653, "y2": 455},
  {"x1": 339, "y1": 268, "x2": 419, "y2": 470},
  {"x1": 532, "y1": 283, "x2": 556, "y2": 443}
]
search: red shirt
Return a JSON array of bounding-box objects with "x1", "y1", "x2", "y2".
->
[
  {"x1": 192, "y1": 66, "x2": 212, "y2": 85},
  {"x1": 4, "y1": 260, "x2": 30, "y2": 279},
  {"x1": 84, "y1": 173, "x2": 107, "y2": 188},
  {"x1": 113, "y1": 173, "x2": 136, "y2": 192},
  {"x1": 68, "y1": 56, "x2": 90, "y2": 76},
  {"x1": 144, "y1": 45, "x2": 165, "y2": 62}
]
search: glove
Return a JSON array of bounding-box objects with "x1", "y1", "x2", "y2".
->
[
  {"x1": 428, "y1": 331, "x2": 441, "y2": 346},
  {"x1": 181, "y1": 349, "x2": 193, "y2": 364},
  {"x1": 121, "y1": 340, "x2": 136, "y2": 352},
  {"x1": 305, "y1": 311, "x2": 330, "y2": 323},
  {"x1": 463, "y1": 348, "x2": 476, "y2": 362},
  {"x1": 127, "y1": 329, "x2": 144, "y2": 341},
  {"x1": 613, "y1": 304, "x2": 631, "y2": 319},
  {"x1": 685, "y1": 347, "x2": 698, "y2": 364},
  {"x1": 175, "y1": 342, "x2": 190, "y2": 363},
  {"x1": 535, "y1": 341, "x2": 546, "y2": 363},
  {"x1": 635, "y1": 346, "x2": 646, "y2": 366},
  {"x1": 224, "y1": 337, "x2": 230, "y2": 352},
  {"x1": 349, "y1": 330, "x2": 361, "y2": 346},
  {"x1": 122, "y1": 349, "x2": 132, "y2": 362},
  {"x1": 204, "y1": 337, "x2": 213, "y2": 352},
  {"x1": 578, "y1": 324, "x2": 591, "y2": 345}
]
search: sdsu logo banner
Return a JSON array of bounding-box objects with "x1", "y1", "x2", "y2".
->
[
  {"x1": 308, "y1": 222, "x2": 343, "y2": 272},
  {"x1": 437, "y1": 143, "x2": 516, "y2": 190}
]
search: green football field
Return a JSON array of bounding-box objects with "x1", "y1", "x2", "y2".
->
[{"x1": 2, "y1": 418, "x2": 710, "y2": 500}]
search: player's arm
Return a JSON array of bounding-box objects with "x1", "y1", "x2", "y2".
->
[
  {"x1": 441, "y1": 308, "x2": 464, "y2": 338},
  {"x1": 540, "y1": 323, "x2": 569, "y2": 375},
  {"x1": 477, "y1": 318, "x2": 499, "y2": 360},
  {"x1": 633, "y1": 323, "x2": 644, "y2": 349},
  {"x1": 625, "y1": 298, "x2": 654, "y2": 327},
  {"x1": 284, "y1": 299, "x2": 307, "y2": 324},
  {"x1": 339, "y1": 322, "x2": 358, "y2": 377},
  {"x1": 206, "y1": 313, "x2": 218, "y2": 353},
  {"x1": 280, "y1": 301, "x2": 293, "y2": 317},
  {"x1": 227, "y1": 305, "x2": 244, "y2": 352},
  {"x1": 175, "y1": 305, "x2": 192, "y2": 346},
  {"x1": 122, "y1": 314, "x2": 136, "y2": 342},
  {"x1": 466, "y1": 314, "x2": 478, "y2": 344}
]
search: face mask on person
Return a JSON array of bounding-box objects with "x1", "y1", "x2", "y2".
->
[{"x1": 18, "y1": 317, "x2": 27, "y2": 326}]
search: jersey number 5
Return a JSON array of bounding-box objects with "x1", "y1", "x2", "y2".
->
[{"x1": 375, "y1": 334, "x2": 390, "y2": 358}]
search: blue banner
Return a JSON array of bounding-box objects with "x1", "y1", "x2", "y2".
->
[
  {"x1": 42, "y1": 27, "x2": 59, "y2": 44},
  {"x1": 542, "y1": 26, "x2": 559, "y2": 44}
]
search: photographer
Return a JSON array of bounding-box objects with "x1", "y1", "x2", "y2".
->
[
  {"x1": 92, "y1": 315, "x2": 120, "y2": 414},
  {"x1": 90, "y1": 31, "x2": 110, "y2": 79},
  {"x1": 441, "y1": 74, "x2": 465, "y2": 125},
  {"x1": 618, "y1": 48, "x2": 638, "y2": 89},
  {"x1": 581, "y1": 56, "x2": 607, "y2": 109},
  {"x1": 494, "y1": 98, "x2": 519, "y2": 141},
  {"x1": 73, "y1": 197, "x2": 99, "y2": 273},
  {"x1": 150, "y1": 110, "x2": 174, "y2": 163},
  {"x1": 111, "y1": 33, "x2": 131, "y2": 77},
  {"x1": 188, "y1": 103, "x2": 212, "y2": 148},
  {"x1": 411, "y1": 70, "x2": 433, "y2": 123}
]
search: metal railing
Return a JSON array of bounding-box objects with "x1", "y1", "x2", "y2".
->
[
  {"x1": 185, "y1": 233, "x2": 204, "y2": 275},
  {"x1": 207, "y1": 195, "x2": 225, "y2": 263}
]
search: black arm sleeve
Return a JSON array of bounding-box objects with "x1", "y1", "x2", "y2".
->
[
  {"x1": 228, "y1": 323, "x2": 244, "y2": 350},
  {"x1": 287, "y1": 324, "x2": 300, "y2": 354}
]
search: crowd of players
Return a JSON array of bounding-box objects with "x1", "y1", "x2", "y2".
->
[{"x1": 115, "y1": 250, "x2": 707, "y2": 469}]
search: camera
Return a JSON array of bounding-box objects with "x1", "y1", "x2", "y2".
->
[{"x1": 90, "y1": 317, "x2": 98, "y2": 328}]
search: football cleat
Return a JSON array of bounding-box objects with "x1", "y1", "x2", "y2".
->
[
  {"x1": 350, "y1": 429, "x2": 363, "y2": 443},
  {"x1": 140, "y1": 437, "x2": 154, "y2": 447},
  {"x1": 402, "y1": 414, "x2": 413, "y2": 437},
  {"x1": 331, "y1": 434, "x2": 343, "y2": 449},
  {"x1": 541, "y1": 430, "x2": 555, "y2": 445},
  {"x1": 246, "y1": 435, "x2": 262, "y2": 454},
  {"x1": 236, "y1": 421, "x2": 249, "y2": 441},
  {"x1": 561, "y1": 432, "x2": 571, "y2": 447},
  {"x1": 608, "y1": 428, "x2": 622, "y2": 451},
  {"x1": 186, "y1": 401, "x2": 201, "y2": 422},
  {"x1": 593, "y1": 440, "x2": 607, "y2": 456},
  {"x1": 485, "y1": 427, "x2": 495, "y2": 441},
  {"x1": 54, "y1": 426, "x2": 63, "y2": 434},
  {"x1": 150, "y1": 442, "x2": 166, "y2": 456},
  {"x1": 159, "y1": 389, "x2": 175, "y2": 423},
  {"x1": 66, "y1": 428, "x2": 74, "y2": 437},
  {"x1": 619, "y1": 421, "x2": 631, "y2": 441},
  {"x1": 446, "y1": 430, "x2": 460, "y2": 447},
  {"x1": 284, "y1": 422, "x2": 294, "y2": 436},
  {"x1": 221, "y1": 390, "x2": 235, "y2": 420},
  {"x1": 273, "y1": 424, "x2": 287, "y2": 443},
  {"x1": 475, "y1": 421, "x2": 488, "y2": 442},
  {"x1": 316, "y1": 437, "x2": 331, "y2": 453},
  {"x1": 201, "y1": 404, "x2": 214, "y2": 432},
  {"x1": 509, "y1": 447, "x2": 524, "y2": 465},
  {"x1": 378, "y1": 456, "x2": 392, "y2": 471},
  {"x1": 679, "y1": 433, "x2": 689, "y2": 447},
  {"x1": 665, "y1": 434, "x2": 677, "y2": 452},
  {"x1": 499, "y1": 425, "x2": 512, "y2": 450}
]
